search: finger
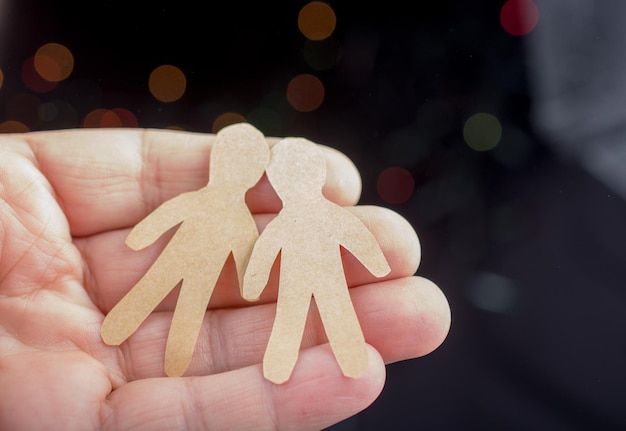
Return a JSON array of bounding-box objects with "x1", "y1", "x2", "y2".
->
[
  {"x1": 0, "y1": 350, "x2": 114, "y2": 431},
  {"x1": 25, "y1": 128, "x2": 361, "y2": 237},
  {"x1": 102, "y1": 344, "x2": 385, "y2": 431},
  {"x1": 114, "y1": 276, "x2": 449, "y2": 380},
  {"x1": 79, "y1": 206, "x2": 420, "y2": 313},
  {"x1": 343, "y1": 205, "x2": 421, "y2": 286}
]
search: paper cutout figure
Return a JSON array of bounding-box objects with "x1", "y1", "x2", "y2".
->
[
  {"x1": 100, "y1": 122, "x2": 270, "y2": 377},
  {"x1": 243, "y1": 137, "x2": 391, "y2": 384}
]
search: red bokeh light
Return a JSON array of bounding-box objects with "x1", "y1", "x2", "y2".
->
[
  {"x1": 110, "y1": 108, "x2": 139, "y2": 127},
  {"x1": 21, "y1": 57, "x2": 58, "y2": 93},
  {"x1": 83, "y1": 108, "x2": 138, "y2": 128},
  {"x1": 287, "y1": 74, "x2": 325, "y2": 112},
  {"x1": 500, "y1": 0, "x2": 539, "y2": 36},
  {"x1": 377, "y1": 166, "x2": 415, "y2": 205}
]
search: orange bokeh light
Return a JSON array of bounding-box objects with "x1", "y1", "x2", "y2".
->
[
  {"x1": 0, "y1": 120, "x2": 30, "y2": 133},
  {"x1": 83, "y1": 109, "x2": 112, "y2": 128},
  {"x1": 0, "y1": 67, "x2": 4, "y2": 90},
  {"x1": 111, "y1": 108, "x2": 139, "y2": 127},
  {"x1": 287, "y1": 73, "x2": 325, "y2": 112},
  {"x1": 149, "y1": 64, "x2": 187, "y2": 103},
  {"x1": 83, "y1": 108, "x2": 138, "y2": 128},
  {"x1": 377, "y1": 166, "x2": 415, "y2": 204},
  {"x1": 212, "y1": 112, "x2": 246, "y2": 133},
  {"x1": 298, "y1": 1, "x2": 337, "y2": 41},
  {"x1": 34, "y1": 43, "x2": 74, "y2": 82}
]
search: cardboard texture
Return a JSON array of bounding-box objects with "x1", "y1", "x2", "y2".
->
[
  {"x1": 100, "y1": 123, "x2": 390, "y2": 382},
  {"x1": 243, "y1": 137, "x2": 391, "y2": 384},
  {"x1": 100, "y1": 123, "x2": 270, "y2": 377}
]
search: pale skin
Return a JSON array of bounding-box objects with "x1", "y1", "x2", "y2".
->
[
  {"x1": 100, "y1": 123, "x2": 270, "y2": 377},
  {"x1": 0, "y1": 128, "x2": 451, "y2": 430},
  {"x1": 244, "y1": 138, "x2": 392, "y2": 384}
]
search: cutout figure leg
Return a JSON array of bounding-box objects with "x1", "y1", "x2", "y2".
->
[
  {"x1": 263, "y1": 286, "x2": 312, "y2": 384},
  {"x1": 164, "y1": 254, "x2": 229, "y2": 377},
  {"x1": 313, "y1": 275, "x2": 369, "y2": 379},
  {"x1": 101, "y1": 252, "x2": 183, "y2": 346}
]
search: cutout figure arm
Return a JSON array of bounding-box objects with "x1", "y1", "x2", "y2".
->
[
  {"x1": 231, "y1": 216, "x2": 262, "y2": 291},
  {"x1": 242, "y1": 223, "x2": 283, "y2": 301},
  {"x1": 336, "y1": 209, "x2": 391, "y2": 278},
  {"x1": 125, "y1": 191, "x2": 195, "y2": 250}
]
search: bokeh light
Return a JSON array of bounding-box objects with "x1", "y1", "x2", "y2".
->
[
  {"x1": 0, "y1": 120, "x2": 30, "y2": 133},
  {"x1": 112, "y1": 108, "x2": 139, "y2": 127},
  {"x1": 377, "y1": 166, "x2": 415, "y2": 204},
  {"x1": 34, "y1": 43, "x2": 74, "y2": 82},
  {"x1": 22, "y1": 57, "x2": 58, "y2": 93},
  {"x1": 500, "y1": 0, "x2": 539, "y2": 36},
  {"x1": 82, "y1": 108, "x2": 138, "y2": 128},
  {"x1": 149, "y1": 64, "x2": 187, "y2": 102},
  {"x1": 212, "y1": 112, "x2": 246, "y2": 133},
  {"x1": 0, "y1": 67, "x2": 4, "y2": 90},
  {"x1": 463, "y1": 112, "x2": 502, "y2": 151},
  {"x1": 286, "y1": 73, "x2": 325, "y2": 112},
  {"x1": 298, "y1": 1, "x2": 336, "y2": 41},
  {"x1": 99, "y1": 110, "x2": 124, "y2": 128},
  {"x1": 83, "y1": 109, "x2": 111, "y2": 128},
  {"x1": 38, "y1": 102, "x2": 57, "y2": 122},
  {"x1": 465, "y1": 271, "x2": 520, "y2": 314},
  {"x1": 38, "y1": 100, "x2": 79, "y2": 128}
]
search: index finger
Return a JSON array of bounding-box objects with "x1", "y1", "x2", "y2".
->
[{"x1": 22, "y1": 128, "x2": 362, "y2": 237}]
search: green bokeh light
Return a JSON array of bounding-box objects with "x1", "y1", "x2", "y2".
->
[{"x1": 463, "y1": 112, "x2": 502, "y2": 151}]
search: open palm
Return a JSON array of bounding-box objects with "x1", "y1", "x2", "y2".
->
[{"x1": 0, "y1": 129, "x2": 450, "y2": 430}]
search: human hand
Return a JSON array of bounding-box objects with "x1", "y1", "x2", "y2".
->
[{"x1": 0, "y1": 128, "x2": 450, "y2": 430}]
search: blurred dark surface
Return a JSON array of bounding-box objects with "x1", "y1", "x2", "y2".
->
[{"x1": 2, "y1": 1, "x2": 624, "y2": 430}]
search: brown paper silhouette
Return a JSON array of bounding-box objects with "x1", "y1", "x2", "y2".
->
[
  {"x1": 243, "y1": 137, "x2": 391, "y2": 384},
  {"x1": 100, "y1": 122, "x2": 270, "y2": 377}
]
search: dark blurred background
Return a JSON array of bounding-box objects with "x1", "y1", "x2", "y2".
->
[{"x1": 2, "y1": 1, "x2": 624, "y2": 430}]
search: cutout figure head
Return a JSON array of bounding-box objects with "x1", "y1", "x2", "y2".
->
[
  {"x1": 209, "y1": 123, "x2": 270, "y2": 189},
  {"x1": 267, "y1": 137, "x2": 326, "y2": 204}
]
